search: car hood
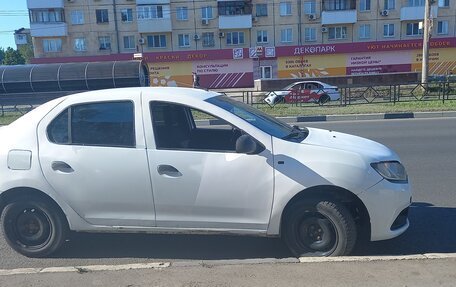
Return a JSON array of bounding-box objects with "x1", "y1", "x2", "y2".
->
[
  {"x1": 270, "y1": 90, "x2": 291, "y2": 96},
  {"x1": 301, "y1": 127, "x2": 399, "y2": 162}
]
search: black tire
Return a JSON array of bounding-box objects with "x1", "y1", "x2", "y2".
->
[
  {"x1": 318, "y1": 94, "x2": 330, "y2": 105},
  {"x1": 282, "y1": 199, "x2": 356, "y2": 257},
  {"x1": 1, "y1": 196, "x2": 68, "y2": 257}
]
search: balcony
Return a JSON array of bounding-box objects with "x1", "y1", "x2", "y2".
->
[
  {"x1": 30, "y1": 23, "x2": 67, "y2": 37},
  {"x1": 321, "y1": 10, "x2": 357, "y2": 25},
  {"x1": 27, "y1": 0, "x2": 63, "y2": 9},
  {"x1": 321, "y1": 0, "x2": 356, "y2": 24},
  {"x1": 400, "y1": 5, "x2": 438, "y2": 21},
  {"x1": 136, "y1": 0, "x2": 170, "y2": 4},
  {"x1": 219, "y1": 15, "x2": 252, "y2": 29},
  {"x1": 138, "y1": 19, "x2": 172, "y2": 33}
]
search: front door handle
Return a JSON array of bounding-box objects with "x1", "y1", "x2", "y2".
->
[
  {"x1": 157, "y1": 164, "x2": 182, "y2": 178},
  {"x1": 51, "y1": 161, "x2": 74, "y2": 173}
]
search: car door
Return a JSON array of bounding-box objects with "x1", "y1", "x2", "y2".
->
[
  {"x1": 143, "y1": 100, "x2": 274, "y2": 231},
  {"x1": 37, "y1": 92, "x2": 155, "y2": 227}
]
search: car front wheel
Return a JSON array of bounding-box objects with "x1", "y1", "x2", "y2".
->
[
  {"x1": 282, "y1": 199, "x2": 356, "y2": 257},
  {"x1": 1, "y1": 196, "x2": 68, "y2": 257}
]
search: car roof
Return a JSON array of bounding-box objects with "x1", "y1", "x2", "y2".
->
[
  {"x1": 289, "y1": 80, "x2": 331, "y2": 86},
  {"x1": 66, "y1": 87, "x2": 221, "y2": 101}
]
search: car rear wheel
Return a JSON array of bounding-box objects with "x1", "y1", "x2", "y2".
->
[
  {"x1": 282, "y1": 199, "x2": 356, "y2": 257},
  {"x1": 318, "y1": 94, "x2": 330, "y2": 105},
  {"x1": 1, "y1": 196, "x2": 68, "y2": 257}
]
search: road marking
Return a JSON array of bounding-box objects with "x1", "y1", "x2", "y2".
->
[
  {"x1": 0, "y1": 262, "x2": 170, "y2": 276},
  {"x1": 1, "y1": 253, "x2": 456, "y2": 276},
  {"x1": 298, "y1": 253, "x2": 456, "y2": 263}
]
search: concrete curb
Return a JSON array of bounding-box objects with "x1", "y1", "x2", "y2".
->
[
  {"x1": 279, "y1": 111, "x2": 456, "y2": 123},
  {"x1": 1, "y1": 253, "x2": 455, "y2": 276}
]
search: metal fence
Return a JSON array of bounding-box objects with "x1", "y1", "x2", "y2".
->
[
  {"x1": 221, "y1": 81, "x2": 456, "y2": 107},
  {"x1": 1, "y1": 81, "x2": 456, "y2": 117}
]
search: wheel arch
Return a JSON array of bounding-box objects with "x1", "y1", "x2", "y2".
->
[
  {"x1": 0, "y1": 187, "x2": 69, "y2": 228},
  {"x1": 280, "y1": 185, "x2": 371, "y2": 241}
]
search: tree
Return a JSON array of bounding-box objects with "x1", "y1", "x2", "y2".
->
[
  {"x1": 18, "y1": 44, "x2": 34, "y2": 64},
  {"x1": 2, "y1": 47, "x2": 25, "y2": 65},
  {"x1": 0, "y1": 47, "x2": 5, "y2": 64}
]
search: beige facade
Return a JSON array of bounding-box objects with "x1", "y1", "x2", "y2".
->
[{"x1": 28, "y1": 0, "x2": 456, "y2": 58}]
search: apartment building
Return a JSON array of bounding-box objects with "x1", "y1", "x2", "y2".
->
[{"x1": 28, "y1": 0, "x2": 456, "y2": 88}]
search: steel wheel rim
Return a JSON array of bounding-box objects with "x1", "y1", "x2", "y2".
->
[
  {"x1": 13, "y1": 207, "x2": 52, "y2": 249},
  {"x1": 296, "y1": 212, "x2": 338, "y2": 255}
]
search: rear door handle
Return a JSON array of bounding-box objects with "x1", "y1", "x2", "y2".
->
[
  {"x1": 51, "y1": 161, "x2": 74, "y2": 173},
  {"x1": 157, "y1": 164, "x2": 182, "y2": 178}
]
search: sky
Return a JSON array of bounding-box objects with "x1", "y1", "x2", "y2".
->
[{"x1": 0, "y1": 1, "x2": 30, "y2": 49}]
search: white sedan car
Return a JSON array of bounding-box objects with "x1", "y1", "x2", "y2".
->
[
  {"x1": 0, "y1": 87, "x2": 411, "y2": 257},
  {"x1": 264, "y1": 81, "x2": 340, "y2": 106}
]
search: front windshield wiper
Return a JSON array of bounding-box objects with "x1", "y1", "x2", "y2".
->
[{"x1": 282, "y1": 125, "x2": 309, "y2": 140}]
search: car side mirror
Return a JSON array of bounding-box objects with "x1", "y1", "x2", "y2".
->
[{"x1": 236, "y1": 135, "x2": 265, "y2": 155}]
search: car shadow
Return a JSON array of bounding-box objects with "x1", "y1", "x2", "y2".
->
[{"x1": 53, "y1": 202, "x2": 456, "y2": 259}]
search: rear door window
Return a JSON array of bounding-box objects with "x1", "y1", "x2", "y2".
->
[{"x1": 47, "y1": 101, "x2": 135, "y2": 148}]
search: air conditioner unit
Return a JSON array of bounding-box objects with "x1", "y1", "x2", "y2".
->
[
  {"x1": 194, "y1": 34, "x2": 200, "y2": 40},
  {"x1": 219, "y1": 32, "x2": 225, "y2": 38},
  {"x1": 380, "y1": 10, "x2": 389, "y2": 16},
  {"x1": 138, "y1": 38, "x2": 145, "y2": 45},
  {"x1": 321, "y1": 26, "x2": 328, "y2": 33},
  {"x1": 202, "y1": 19, "x2": 209, "y2": 25},
  {"x1": 308, "y1": 14, "x2": 317, "y2": 20},
  {"x1": 252, "y1": 17, "x2": 258, "y2": 22}
]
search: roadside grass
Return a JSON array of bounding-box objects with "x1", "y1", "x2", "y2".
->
[
  {"x1": 1, "y1": 100, "x2": 456, "y2": 125},
  {"x1": 255, "y1": 100, "x2": 456, "y2": 117}
]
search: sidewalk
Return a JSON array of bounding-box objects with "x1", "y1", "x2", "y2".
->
[{"x1": 1, "y1": 257, "x2": 455, "y2": 287}]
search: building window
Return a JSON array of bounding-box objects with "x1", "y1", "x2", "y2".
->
[
  {"x1": 256, "y1": 4, "x2": 268, "y2": 16},
  {"x1": 360, "y1": 0, "x2": 371, "y2": 11},
  {"x1": 384, "y1": 0, "x2": 395, "y2": 10},
  {"x1": 176, "y1": 7, "x2": 188, "y2": 20},
  {"x1": 257, "y1": 30, "x2": 268, "y2": 43},
  {"x1": 383, "y1": 23, "x2": 395, "y2": 37},
  {"x1": 99, "y1": 36, "x2": 111, "y2": 50},
  {"x1": 281, "y1": 28, "x2": 293, "y2": 43},
  {"x1": 121, "y1": 9, "x2": 133, "y2": 22},
  {"x1": 96, "y1": 9, "x2": 109, "y2": 23},
  {"x1": 43, "y1": 39, "x2": 62, "y2": 52},
  {"x1": 73, "y1": 38, "x2": 87, "y2": 51},
  {"x1": 359, "y1": 24, "x2": 371, "y2": 39},
  {"x1": 304, "y1": 27, "x2": 316, "y2": 42},
  {"x1": 147, "y1": 35, "x2": 166, "y2": 48},
  {"x1": 438, "y1": 0, "x2": 450, "y2": 7},
  {"x1": 30, "y1": 9, "x2": 64, "y2": 23},
  {"x1": 226, "y1": 31, "x2": 245, "y2": 45},
  {"x1": 123, "y1": 35, "x2": 135, "y2": 49},
  {"x1": 137, "y1": 5, "x2": 165, "y2": 20},
  {"x1": 202, "y1": 32, "x2": 215, "y2": 47},
  {"x1": 218, "y1": 1, "x2": 252, "y2": 16},
  {"x1": 178, "y1": 34, "x2": 190, "y2": 47},
  {"x1": 304, "y1": 1, "x2": 316, "y2": 14},
  {"x1": 406, "y1": 22, "x2": 423, "y2": 36},
  {"x1": 280, "y1": 2, "x2": 292, "y2": 16},
  {"x1": 328, "y1": 26, "x2": 347, "y2": 40},
  {"x1": 437, "y1": 20, "x2": 449, "y2": 34},
  {"x1": 70, "y1": 10, "x2": 84, "y2": 25},
  {"x1": 323, "y1": 0, "x2": 355, "y2": 10},
  {"x1": 261, "y1": 66, "x2": 272, "y2": 79},
  {"x1": 407, "y1": 0, "x2": 424, "y2": 6},
  {"x1": 202, "y1": 6, "x2": 213, "y2": 20}
]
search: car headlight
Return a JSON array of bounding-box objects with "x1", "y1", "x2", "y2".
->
[{"x1": 371, "y1": 161, "x2": 408, "y2": 183}]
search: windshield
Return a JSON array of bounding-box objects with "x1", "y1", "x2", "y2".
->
[{"x1": 206, "y1": 95, "x2": 307, "y2": 141}]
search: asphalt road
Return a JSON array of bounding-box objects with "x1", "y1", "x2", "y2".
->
[{"x1": 1, "y1": 117, "x2": 455, "y2": 269}]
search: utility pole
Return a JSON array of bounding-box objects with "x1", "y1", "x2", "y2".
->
[{"x1": 421, "y1": 0, "x2": 432, "y2": 84}]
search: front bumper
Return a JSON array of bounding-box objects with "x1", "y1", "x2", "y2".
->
[{"x1": 358, "y1": 179, "x2": 412, "y2": 241}]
